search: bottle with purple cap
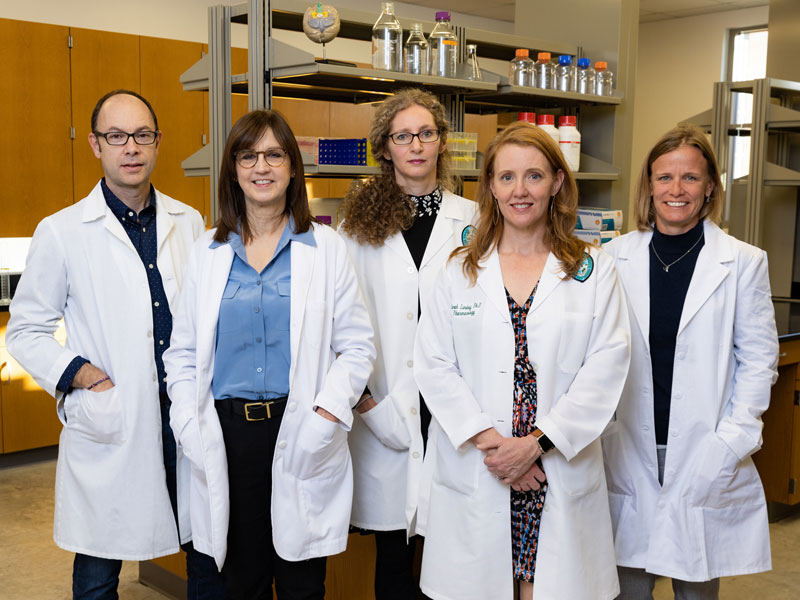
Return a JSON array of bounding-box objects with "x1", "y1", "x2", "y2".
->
[{"x1": 428, "y1": 11, "x2": 458, "y2": 78}]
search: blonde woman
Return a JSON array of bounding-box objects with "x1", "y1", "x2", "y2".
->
[
  {"x1": 339, "y1": 88, "x2": 475, "y2": 599},
  {"x1": 414, "y1": 122, "x2": 629, "y2": 599}
]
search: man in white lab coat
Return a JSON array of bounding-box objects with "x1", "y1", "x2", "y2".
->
[{"x1": 6, "y1": 90, "x2": 224, "y2": 599}]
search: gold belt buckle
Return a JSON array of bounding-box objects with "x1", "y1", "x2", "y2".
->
[{"x1": 244, "y1": 401, "x2": 273, "y2": 421}]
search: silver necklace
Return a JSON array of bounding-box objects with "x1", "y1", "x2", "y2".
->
[{"x1": 650, "y1": 232, "x2": 704, "y2": 273}]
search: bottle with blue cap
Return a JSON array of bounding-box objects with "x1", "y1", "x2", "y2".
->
[
  {"x1": 576, "y1": 57, "x2": 596, "y2": 95},
  {"x1": 556, "y1": 55, "x2": 576, "y2": 92}
]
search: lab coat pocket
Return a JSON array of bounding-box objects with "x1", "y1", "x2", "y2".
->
[
  {"x1": 433, "y1": 435, "x2": 480, "y2": 495},
  {"x1": 303, "y1": 301, "x2": 328, "y2": 349},
  {"x1": 294, "y1": 411, "x2": 348, "y2": 481},
  {"x1": 359, "y1": 396, "x2": 412, "y2": 451},
  {"x1": 689, "y1": 436, "x2": 761, "y2": 509},
  {"x1": 549, "y1": 445, "x2": 603, "y2": 497},
  {"x1": 65, "y1": 386, "x2": 126, "y2": 444},
  {"x1": 556, "y1": 312, "x2": 593, "y2": 374}
]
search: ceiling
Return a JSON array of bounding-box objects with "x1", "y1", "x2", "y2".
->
[{"x1": 400, "y1": 0, "x2": 768, "y2": 24}]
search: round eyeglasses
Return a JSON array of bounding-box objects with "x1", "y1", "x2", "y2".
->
[
  {"x1": 94, "y1": 130, "x2": 159, "y2": 146},
  {"x1": 235, "y1": 148, "x2": 288, "y2": 168},
  {"x1": 387, "y1": 129, "x2": 441, "y2": 145}
]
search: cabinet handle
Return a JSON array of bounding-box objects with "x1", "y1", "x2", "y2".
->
[
  {"x1": 779, "y1": 352, "x2": 787, "y2": 358},
  {"x1": 0, "y1": 361, "x2": 8, "y2": 384}
]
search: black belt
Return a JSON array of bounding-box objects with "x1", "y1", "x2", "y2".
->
[{"x1": 215, "y1": 397, "x2": 288, "y2": 422}]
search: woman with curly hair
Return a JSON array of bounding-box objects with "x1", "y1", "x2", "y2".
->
[
  {"x1": 413, "y1": 121, "x2": 630, "y2": 599},
  {"x1": 339, "y1": 87, "x2": 476, "y2": 599}
]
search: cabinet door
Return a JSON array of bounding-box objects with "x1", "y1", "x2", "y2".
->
[
  {"x1": 0, "y1": 19, "x2": 73, "y2": 237},
  {"x1": 0, "y1": 312, "x2": 62, "y2": 453},
  {"x1": 69, "y1": 27, "x2": 140, "y2": 201},
  {"x1": 140, "y1": 36, "x2": 207, "y2": 219}
]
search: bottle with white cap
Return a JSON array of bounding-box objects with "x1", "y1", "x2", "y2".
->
[
  {"x1": 536, "y1": 114, "x2": 560, "y2": 145},
  {"x1": 558, "y1": 115, "x2": 581, "y2": 172}
]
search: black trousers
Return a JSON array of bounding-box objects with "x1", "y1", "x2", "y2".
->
[
  {"x1": 374, "y1": 530, "x2": 420, "y2": 600},
  {"x1": 216, "y1": 400, "x2": 326, "y2": 600}
]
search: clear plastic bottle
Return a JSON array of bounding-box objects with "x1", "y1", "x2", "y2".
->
[
  {"x1": 576, "y1": 57, "x2": 596, "y2": 95},
  {"x1": 555, "y1": 55, "x2": 576, "y2": 93},
  {"x1": 465, "y1": 44, "x2": 482, "y2": 81},
  {"x1": 509, "y1": 49, "x2": 533, "y2": 87},
  {"x1": 595, "y1": 61, "x2": 614, "y2": 96},
  {"x1": 534, "y1": 52, "x2": 555, "y2": 89},
  {"x1": 536, "y1": 114, "x2": 560, "y2": 145},
  {"x1": 372, "y1": 2, "x2": 403, "y2": 72},
  {"x1": 558, "y1": 115, "x2": 581, "y2": 172},
  {"x1": 405, "y1": 23, "x2": 429, "y2": 75},
  {"x1": 428, "y1": 11, "x2": 458, "y2": 78}
]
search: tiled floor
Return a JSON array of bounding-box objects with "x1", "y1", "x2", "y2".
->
[{"x1": 1, "y1": 457, "x2": 798, "y2": 599}]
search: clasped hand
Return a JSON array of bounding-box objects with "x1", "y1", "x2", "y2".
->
[{"x1": 474, "y1": 429, "x2": 546, "y2": 492}]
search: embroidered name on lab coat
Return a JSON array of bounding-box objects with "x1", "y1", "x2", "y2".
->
[{"x1": 451, "y1": 301, "x2": 482, "y2": 316}]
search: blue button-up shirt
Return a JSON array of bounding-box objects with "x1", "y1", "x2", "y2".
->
[
  {"x1": 211, "y1": 218, "x2": 316, "y2": 401},
  {"x1": 58, "y1": 180, "x2": 172, "y2": 396}
]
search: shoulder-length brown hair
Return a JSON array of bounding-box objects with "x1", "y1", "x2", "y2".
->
[
  {"x1": 340, "y1": 87, "x2": 454, "y2": 245},
  {"x1": 213, "y1": 109, "x2": 315, "y2": 244},
  {"x1": 633, "y1": 123, "x2": 723, "y2": 231},
  {"x1": 453, "y1": 121, "x2": 586, "y2": 284}
]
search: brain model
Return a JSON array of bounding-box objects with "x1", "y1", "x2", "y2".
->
[{"x1": 303, "y1": 3, "x2": 341, "y2": 44}]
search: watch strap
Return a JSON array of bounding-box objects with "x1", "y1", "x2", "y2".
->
[{"x1": 533, "y1": 428, "x2": 554, "y2": 453}]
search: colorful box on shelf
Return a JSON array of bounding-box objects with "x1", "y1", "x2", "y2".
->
[
  {"x1": 296, "y1": 136, "x2": 320, "y2": 164},
  {"x1": 574, "y1": 229, "x2": 621, "y2": 245},
  {"x1": 576, "y1": 207, "x2": 623, "y2": 231},
  {"x1": 318, "y1": 138, "x2": 368, "y2": 165},
  {"x1": 365, "y1": 139, "x2": 379, "y2": 167},
  {"x1": 449, "y1": 131, "x2": 478, "y2": 153}
]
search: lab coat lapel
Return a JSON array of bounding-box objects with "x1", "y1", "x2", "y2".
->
[
  {"x1": 384, "y1": 231, "x2": 415, "y2": 267},
  {"x1": 677, "y1": 221, "x2": 730, "y2": 336},
  {"x1": 617, "y1": 231, "x2": 652, "y2": 350},
  {"x1": 421, "y1": 192, "x2": 466, "y2": 269},
  {"x1": 530, "y1": 253, "x2": 563, "y2": 312},
  {"x1": 155, "y1": 192, "x2": 179, "y2": 253},
  {"x1": 289, "y1": 235, "x2": 316, "y2": 376},
  {"x1": 477, "y1": 251, "x2": 511, "y2": 323},
  {"x1": 82, "y1": 183, "x2": 136, "y2": 252}
]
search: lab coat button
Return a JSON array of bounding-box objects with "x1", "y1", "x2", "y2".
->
[
  {"x1": 407, "y1": 312, "x2": 414, "y2": 320},
  {"x1": 671, "y1": 430, "x2": 678, "y2": 437},
  {"x1": 406, "y1": 360, "x2": 413, "y2": 368},
  {"x1": 412, "y1": 452, "x2": 420, "y2": 459},
  {"x1": 643, "y1": 425, "x2": 649, "y2": 430},
  {"x1": 410, "y1": 407, "x2": 418, "y2": 416},
  {"x1": 152, "y1": 374, "x2": 157, "y2": 382},
  {"x1": 544, "y1": 504, "x2": 550, "y2": 512},
  {"x1": 288, "y1": 402, "x2": 297, "y2": 412},
  {"x1": 278, "y1": 440, "x2": 288, "y2": 449},
  {"x1": 147, "y1": 330, "x2": 153, "y2": 338},
  {"x1": 674, "y1": 391, "x2": 682, "y2": 399},
  {"x1": 407, "y1": 267, "x2": 414, "y2": 274}
]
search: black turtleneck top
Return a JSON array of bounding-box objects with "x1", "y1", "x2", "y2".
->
[{"x1": 649, "y1": 219, "x2": 705, "y2": 445}]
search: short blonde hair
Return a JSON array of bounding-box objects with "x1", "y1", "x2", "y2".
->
[{"x1": 633, "y1": 123, "x2": 723, "y2": 231}]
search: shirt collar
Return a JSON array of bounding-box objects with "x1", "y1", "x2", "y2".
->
[
  {"x1": 101, "y1": 178, "x2": 156, "y2": 220},
  {"x1": 210, "y1": 215, "x2": 317, "y2": 251}
]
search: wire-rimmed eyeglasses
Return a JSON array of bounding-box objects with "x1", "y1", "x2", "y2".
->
[
  {"x1": 93, "y1": 130, "x2": 159, "y2": 146},
  {"x1": 387, "y1": 129, "x2": 442, "y2": 145},
  {"x1": 235, "y1": 148, "x2": 288, "y2": 168}
]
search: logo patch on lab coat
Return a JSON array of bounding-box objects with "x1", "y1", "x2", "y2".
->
[
  {"x1": 461, "y1": 225, "x2": 475, "y2": 245},
  {"x1": 573, "y1": 253, "x2": 593, "y2": 282}
]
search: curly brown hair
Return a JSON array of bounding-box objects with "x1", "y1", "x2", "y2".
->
[
  {"x1": 340, "y1": 88, "x2": 454, "y2": 245},
  {"x1": 453, "y1": 121, "x2": 587, "y2": 284}
]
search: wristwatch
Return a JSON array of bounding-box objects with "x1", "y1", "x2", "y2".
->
[{"x1": 532, "y1": 428, "x2": 554, "y2": 453}]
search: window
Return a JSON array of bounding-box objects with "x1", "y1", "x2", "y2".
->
[{"x1": 727, "y1": 27, "x2": 768, "y2": 180}]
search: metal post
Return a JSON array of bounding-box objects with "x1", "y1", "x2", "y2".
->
[
  {"x1": 746, "y1": 78, "x2": 769, "y2": 246},
  {"x1": 249, "y1": 0, "x2": 271, "y2": 110},
  {"x1": 208, "y1": 4, "x2": 233, "y2": 224}
]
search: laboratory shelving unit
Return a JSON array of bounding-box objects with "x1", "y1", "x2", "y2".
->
[{"x1": 181, "y1": 0, "x2": 624, "y2": 223}]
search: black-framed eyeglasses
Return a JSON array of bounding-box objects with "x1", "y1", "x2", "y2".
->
[
  {"x1": 93, "y1": 130, "x2": 159, "y2": 146},
  {"x1": 235, "y1": 148, "x2": 288, "y2": 168},
  {"x1": 387, "y1": 129, "x2": 441, "y2": 145}
]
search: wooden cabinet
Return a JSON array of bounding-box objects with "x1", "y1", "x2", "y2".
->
[
  {"x1": 0, "y1": 312, "x2": 63, "y2": 453},
  {"x1": 753, "y1": 337, "x2": 800, "y2": 504},
  {"x1": 0, "y1": 19, "x2": 73, "y2": 237}
]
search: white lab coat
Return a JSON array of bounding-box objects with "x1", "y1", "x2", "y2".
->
[
  {"x1": 414, "y1": 245, "x2": 630, "y2": 600},
  {"x1": 341, "y1": 191, "x2": 476, "y2": 534},
  {"x1": 6, "y1": 181, "x2": 204, "y2": 560},
  {"x1": 602, "y1": 220, "x2": 779, "y2": 581},
  {"x1": 164, "y1": 224, "x2": 375, "y2": 569}
]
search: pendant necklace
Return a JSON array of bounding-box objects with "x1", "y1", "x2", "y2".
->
[{"x1": 650, "y1": 231, "x2": 704, "y2": 273}]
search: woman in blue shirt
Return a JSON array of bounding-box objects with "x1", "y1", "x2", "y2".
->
[{"x1": 165, "y1": 109, "x2": 375, "y2": 600}]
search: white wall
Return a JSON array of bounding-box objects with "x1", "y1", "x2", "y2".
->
[
  {"x1": 0, "y1": 0, "x2": 511, "y2": 57},
  {"x1": 630, "y1": 5, "x2": 769, "y2": 213}
]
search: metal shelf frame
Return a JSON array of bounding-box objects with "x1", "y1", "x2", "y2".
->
[{"x1": 185, "y1": 0, "x2": 625, "y2": 220}]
